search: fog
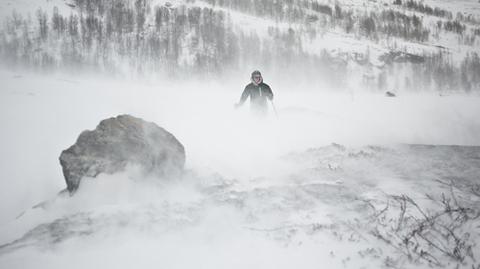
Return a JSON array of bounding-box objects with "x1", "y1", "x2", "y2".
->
[
  {"x1": 1, "y1": 0, "x2": 480, "y2": 265},
  {"x1": 1, "y1": 67, "x2": 480, "y2": 268},
  {"x1": 1, "y1": 67, "x2": 480, "y2": 220}
]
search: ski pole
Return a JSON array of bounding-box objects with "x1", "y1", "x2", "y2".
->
[{"x1": 270, "y1": 100, "x2": 278, "y2": 118}]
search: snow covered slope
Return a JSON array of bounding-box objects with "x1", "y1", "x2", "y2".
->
[
  {"x1": 0, "y1": 0, "x2": 479, "y2": 268},
  {"x1": 0, "y1": 143, "x2": 479, "y2": 269},
  {"x1": 0, "y1": 69, "x2": 479, "y2": 268},
  {"x1": 0, "y1": 0, "x2": 479, "y2": 92}
]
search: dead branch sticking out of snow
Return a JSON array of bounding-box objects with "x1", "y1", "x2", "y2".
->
[{"x1": 366, "y1": 180, "x2": 480, "y2": 268}]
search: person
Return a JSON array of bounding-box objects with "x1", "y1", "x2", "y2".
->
[{"x1": 235, "y1": 70, "x2": 274, "y2": 116}]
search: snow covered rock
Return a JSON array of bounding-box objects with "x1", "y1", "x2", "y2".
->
[{"x1": 59, "y1": 115, "x2": 185, "y2": 192}]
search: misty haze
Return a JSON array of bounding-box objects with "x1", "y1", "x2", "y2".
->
[{"x1": 0, "y1": 0, "x2": 479, "y2": 268}]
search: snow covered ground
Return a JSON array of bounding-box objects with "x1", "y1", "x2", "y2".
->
[
  {"x1": 0, "y1": 68, "x2": 479, "y2": 268},
  {"x1": 1, "y1": 0, "x2": 480, "y2": 266}
]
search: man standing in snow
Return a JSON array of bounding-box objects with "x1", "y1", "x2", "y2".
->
[{"x1": 235, "y1": 70, "x2": 274, "y2": 117}]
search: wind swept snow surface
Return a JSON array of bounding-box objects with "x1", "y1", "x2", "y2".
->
[{"x1": 0, "y1": 70, "x2": 480, "y2": 268}]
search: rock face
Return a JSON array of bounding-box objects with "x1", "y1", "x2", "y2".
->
[{"x1": 59, "y1": 115, "x2": 185, "y2": 192}]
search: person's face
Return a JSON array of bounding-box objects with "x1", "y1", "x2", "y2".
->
[{"x1": 253, "y1": 75, "x2": 262, "y2": 84}]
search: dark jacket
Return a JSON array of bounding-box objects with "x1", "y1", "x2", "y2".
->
[{"x1": 239, "y1": 82, "x2": 274, "y2": 109}]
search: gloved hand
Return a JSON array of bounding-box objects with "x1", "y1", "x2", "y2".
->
[{"x1": 234, "y1": 103, "x2": 241, "y2": 109}]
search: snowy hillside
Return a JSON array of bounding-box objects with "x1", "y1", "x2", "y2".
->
[
  {"x1": 0, "y1": 0, "x2": 480, "y2": 268},
  {"x1": 0, "y1": 69, "x2": 480, "y2": 268},
  {"x1": 0, "y1": 0, "x2": 479, "y2": 92},
  {"x1": 1, "y1": 143, "x2": 479, "y2": 269}
]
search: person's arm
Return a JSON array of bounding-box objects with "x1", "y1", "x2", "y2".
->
[
  {"x1": 236, "y1": 86, "x2": 250, "y2": 107},
  {"x1": 266, "y1": 85, "x2": 273, "y2": 100}
]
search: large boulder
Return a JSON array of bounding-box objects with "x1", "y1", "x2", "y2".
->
[{"x1": 59, "y1": 115, "x2": 185, "y2": 192}]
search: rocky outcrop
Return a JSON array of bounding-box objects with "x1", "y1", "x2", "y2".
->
[{"x1": 59, "y1": 115, "x2": 185, "y2": 192}]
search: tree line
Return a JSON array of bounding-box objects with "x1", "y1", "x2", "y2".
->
[
  {"x1": 0, "y1": 0, "x2": 478, "y2": 92},
  {"x1": 0, "y1": 1, "x2": 347, "y2": 86}
]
